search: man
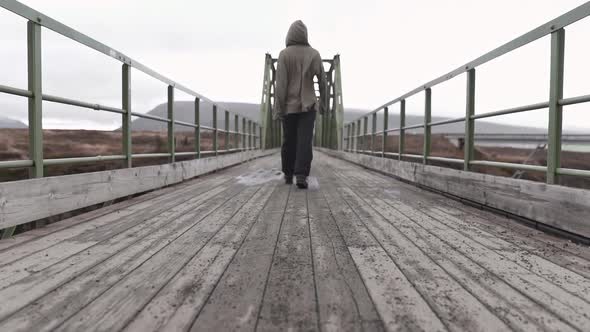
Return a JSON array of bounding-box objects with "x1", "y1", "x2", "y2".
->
[{"x1": 274, "y1": 20, "x2": 328, "y2": 189}]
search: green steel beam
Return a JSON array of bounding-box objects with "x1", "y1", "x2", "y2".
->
[
  {"x1": 167, "y1": 85, "x2": 175, "y2": 163},
  {"x1": 382, "y1": 106, "x2": 388, "y2": 157},
  {"x1": 122, "y1": 64, "x2": 132, "y2": 168},
  {"x1": 363, "y1": 116, "x2": 368, "y2": 152},
  {"x1": 27, "y1": 21, "x2": 43, "y2": 179},
  {"x1": 242, "y1": 117, "x2": 247, "y2": 150},
  {"x1": 225, "y1": 110, "x2": 230, "y2": 151},
  {"x1": 371, "y1": 112, "x2": 377, "y2": 154},
  {"x1": 423, "y1": 88, "x2": 432, "y2": 164},
  {"x1": 234, "y1": 114, "x2": 239, "y2": 150},
  {"x1": 547, "y1": 28, "x2": 565, "y2": 184},
  {"x1": 399, "y1": 100, "x2": 406, "y2": 161},
  {"x1": 356, "y1": 119, "x2": 361, "y2": 153},
  {"x1": 464, "y1": 69, "x2": 476, "y2": 171},
  {"x1": 195, "y1": 97, "x2": 201, "y2": 159},
  {"x1": 213, "y1": 105, "x2": 218, "y2": 156}
]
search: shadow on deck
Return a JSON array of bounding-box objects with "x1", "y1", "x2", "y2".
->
[{"x1": 0, "y1": 151, "x2": 589, "y2": 331}]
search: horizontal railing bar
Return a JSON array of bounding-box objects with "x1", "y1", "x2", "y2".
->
[
  {"x1": 130, "y1": 112, "x2": 171, "y2": 123},
  {"x1": 403, "y1": 123, "x2": 426, "y2": 130},
  {"x1": 132, "y1": 153, "x2": 172, "y2": 159},
  {"x1": 173, "y1": 120, "x2": 198, "y2": 128},
  {"x1": 175, "y1": 152, "x2": 198, "y2": 156},
  {"x1": 428, "y1": 116, "x2": 466, "y2": 127},
  {"x1": 383, "y1": 152, "x2": 401, "y2": 157},
  {"x1": 470, "y1": 160, "x2": 547, "y2": 172},
  {"x1": 427, "y1": 156, "x2": 464, "y2": 164},
  {"x1": 43, "y1": 94, "x2": 125, "y2": 114},
  {"x1": 559, "y1": 94, "x2": 590, "y2": 106},
  {"x1": 0, "y1": 159, "x2": 34, "y2": 169},
  {"x1": 43, "y1": 155, "x2": 126, "y2": 166},
  {"x1": 401, "y1": 154, "x2": 423, "y2": 159},
  {"x1": 350, "y1": 2, "x2": 590, "y2": 123},
  {"x1": 556, "y1": 167, "x2": 590, "y2": 178},
  {"x1": 470, "y1": 101, "x2": 549, "y2": 121},
  {"x1": 0, "y1": 84, "x2": 32, "y2": 98}
]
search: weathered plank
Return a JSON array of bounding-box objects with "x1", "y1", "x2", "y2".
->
[
  {"x1": 307, "y1": 171, "x2": 384, "y2": 332},
  {"x1": 0, "y1": 184, "x2": 245, "y2": 325},
  {"x1": 319, "y1": 148, "x2": 590, "y2": 238},
  {"x1": 0, "y1": 179, "x2": 236, "y2": 289},
  {"x1": 124, "y1": 185, "x2": 276, "y2": 332},
  {"x1": 339, "y1": 186, "x2": 510, "y2": 331},
  {"x1": 190, "y1": 186, "x2": 290, "y2": 331},
  {"x1": 0, "y1": 149, "x2": 278, "y2": 229},
  {"x1": 255, "y1": 189, "x2": 319, "y2": 331},
  {"x1": 320, "y1": 175, "x2": 446, "y2": 331},
  {"x1": 54, "y1": 186, "x2": 260, "y2": 331}
]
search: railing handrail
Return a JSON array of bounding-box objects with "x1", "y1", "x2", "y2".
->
[
  {"x1": 343, "y1": 2, "x2": 590, "y2": 185},
  {"x1": 348, "y1": 1, "x2": 590, "y2": 123},
  {"x1": 0, "y1": 0, "x2": 259, "y2": 126}
]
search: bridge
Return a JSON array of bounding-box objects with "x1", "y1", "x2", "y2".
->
[{"x1": 0, "y1": 0, "x2": 589, "y2": 331}]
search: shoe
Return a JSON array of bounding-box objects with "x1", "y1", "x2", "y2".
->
[
  {"x1": 296, "y1": 176, "x2": 308, "y2": 189},
  {"x1": 284, "y1": 175, "x2": 293, "y2": 185}
]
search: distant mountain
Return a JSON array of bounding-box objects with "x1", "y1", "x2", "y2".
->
[
  {"x1": 131, "y1": 102, "x2": 547, "y2": 134},
  {"x1": 0, "y1": 116, "x2": 26, "y2": 129}
]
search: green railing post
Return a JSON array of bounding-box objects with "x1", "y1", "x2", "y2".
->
[
  {"x1": 242, "y1": 117, "x2": 247, "y2": 150},
  {"x1": 213, "y1": 105, "x2": 218, "y2": 156},
  {"x1": 382, "y1": 106, "x2": 388, "y2": 157},
  {"x1": 248, "y1": 120, "x2": 253, "y2": 149},
  {"x1": 27, "y1": 21, "x2": 43, "y2": 179},
  {"x1": 234, "y1": 114, "x2": 239, "y2": 151},
  {"x1": 259, "y1": 125, "x2": 263, "y2": 149},
  {"x1": 356, "y1": 119, "x2": 361, "y2": 153},
  {"x1": 225, "y1": 110, "x2": 230, "y2": 153},
  {"x1": 464, "y1": 69, "x2": 476, "y2": 171},
  {"x1": 122, "y1": 64, "x2": 132, "y2": 168},
  {"x1": 167, "y1": 85, "x2": 175, "y2": 163},
  {"x1": 423, "y1": 88, "x2": 432, "y2": 164},
  {"x1": 363, "y1": 117, "x2": 368, "y2": 153},
  {"x1": 547, "y1": 28, "x2": 565, "y2": 185},
  {"x1": 195, "y1": 97, "x2": 200, "y2": 159},
  {"x1": 351, "y1": 122, "x2": 356, "y2": 152},
  {"x1": 371, "y1": 112, "x2": 377, "y2": 155},
  {"x1": 4, "y1": 20, "x2": 44, "y2": 239},
  {"x1": 399, "y1": 100, "x2": 406, "y2": 161},
  {"x1": 253, "y1": 123, "x2": 258, "y2": 149}
]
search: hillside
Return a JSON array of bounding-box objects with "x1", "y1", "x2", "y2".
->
[
  {"x1": 0, "y1": 116, "x2": 26, "y2": 129},
  {"x1": 131, "y1": 102, "x2": 547, "y2": 134}
]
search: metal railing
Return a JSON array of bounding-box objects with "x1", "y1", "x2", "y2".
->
[
  {"x1": 343, "y1": 2, "x2": 590, "y2": 185},
  {"x1": 0, "y1": 0, "x2": 261, "y2": 175}
]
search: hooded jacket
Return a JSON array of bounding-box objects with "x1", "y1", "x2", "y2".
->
[{"x1": 274, "y1": 20, "x2": 328, "y2": 119}]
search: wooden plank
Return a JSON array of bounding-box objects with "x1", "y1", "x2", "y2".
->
[
  {"x1": 125, "y1": 185, "x2": 276, "y2": 331},
  {"x1": 320, "y1": 174, "x2": 446, "y2": 331},
  {"x1": 307, "y1": 171, "x2": 384, "y2": 331},
  {"x1": 322, "y1": 153, "x2": 586, "y2": 331},
  {"x1": 337, "y1": 185, "x2": 510, "y2": 331},
  {"x1": 0, "y1": 149, "x2": 278, "y2": 229},
  {"x1": 0, "y1": 172, "x2": 233, "y2": 269},
  {"x1": 323, "y1": 153, "x2": 590, "y2": 266},
  {"x1": 0, "y1": 184, "x2": 245, "y2": 324},
  {"x1": 0, "y1": 178, "x2": 236, "y2": 289},
  {"x1": 382, "y1": 195, "x2": 590, "y2": 329},
  {"x1": 54, "y1": 186, "x2": 260, "y2": 331},
  {"x1": 255, "y1": 189, "x2": 319, "y2": 331},
  {"x1": 319, "y1": 149, "x2": 590, "y2": 238},
  {"x1": 190, "y1": 186, "x2": 290, "y2": 331}
]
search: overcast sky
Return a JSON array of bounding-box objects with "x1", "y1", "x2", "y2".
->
[{"x1": 1, "y1": 0, "x2": 590, "y2": 131}]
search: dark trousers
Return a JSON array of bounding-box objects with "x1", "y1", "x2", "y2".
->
[{"x1": 281, "y1": 111, "x2": 316, "y2": 177}]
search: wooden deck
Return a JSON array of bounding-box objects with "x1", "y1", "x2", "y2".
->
[{"x1": 0, "y1": 151, "x2": 589, "y2": 331}]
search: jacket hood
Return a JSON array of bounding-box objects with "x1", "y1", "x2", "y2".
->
[{"x1": 285, "y1": 20, "x2": 309, "y2": 47}]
